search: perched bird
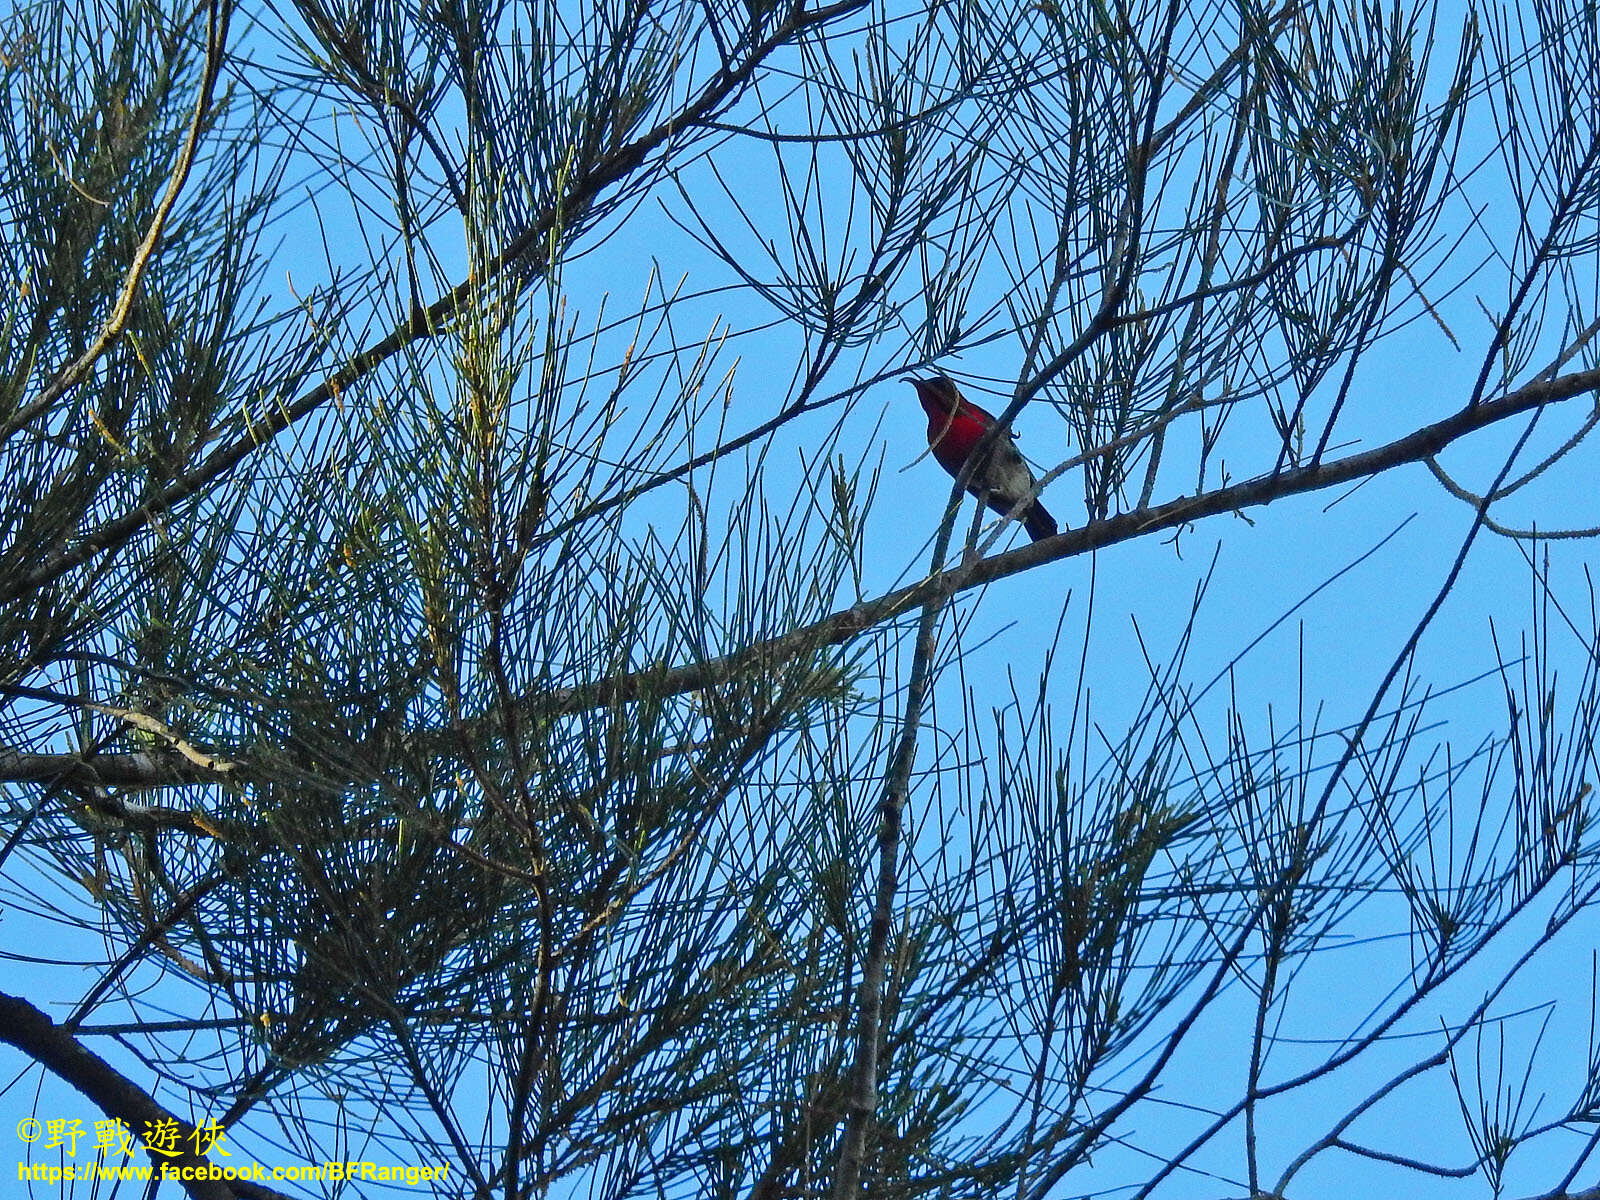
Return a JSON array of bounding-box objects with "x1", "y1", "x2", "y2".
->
[{"x1": 909, "y1": 375, "x2": 1058, "y2": 542}]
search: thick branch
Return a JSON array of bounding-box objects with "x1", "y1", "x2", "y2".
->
[
  {"x1": 6, "y1": 365, "x2": 1598, "y2": 796},
  {"x1": 0, "y1": 747, "x2": 187, "y2": 788},
  {"x1": 574, "y1": 366, "x2": 1600, "y2": 707},
  {"x1": 0, "y1": 990, "x2": 297, "y2": 1200}
]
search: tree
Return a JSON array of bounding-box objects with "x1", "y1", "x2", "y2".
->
[{"x1": 3, "y1": 0, "x2": 1600, "y2": 1196}]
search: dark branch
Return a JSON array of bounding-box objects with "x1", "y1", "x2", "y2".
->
[
  {"x1": 0, "y1": 990, "x2": 298, "y2": 1200},
  {"x1": 7, "y1": 364, "x2": 1598, "y2": 796}
]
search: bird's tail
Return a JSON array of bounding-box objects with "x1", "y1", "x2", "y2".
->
[{"x1": 1024, "y1": 501, "x2": 1058, "y2": 542}]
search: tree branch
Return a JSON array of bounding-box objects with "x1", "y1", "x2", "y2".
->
[
  {"x1": 4, "y1": 0, "x2": 874, "y2": 607},
  {"x1": 8, "y1": 364, "x2": 1598, "y2": 797},
  {"x1": 0, "y1": 990, "x2": 298, "y2": 1200},
  {"x1": 0, "y1": 0, "x2": 233, "y2": 442}
]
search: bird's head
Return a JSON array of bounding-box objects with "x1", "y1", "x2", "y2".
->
[{"x1": 908, "y1": 375, "x2": 961, "y2": 416}]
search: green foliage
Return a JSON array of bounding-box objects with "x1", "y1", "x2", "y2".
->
[{"x1": 3, "y1": 1, "x2": 1600, "y2": 1199}]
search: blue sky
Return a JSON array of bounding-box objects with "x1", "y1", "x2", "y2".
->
[{"x1": 7, "y1": 0, "x2": 1600, "y2": 1196}]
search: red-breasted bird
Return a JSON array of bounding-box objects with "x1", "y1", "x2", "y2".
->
[{"x1": 909, "y1": 375, "x2": 1058, "y2": 542}]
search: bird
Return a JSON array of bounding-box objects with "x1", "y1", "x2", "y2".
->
[{"x1": 908, "y1": 375, "x2": 1058, "y2": 542}]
